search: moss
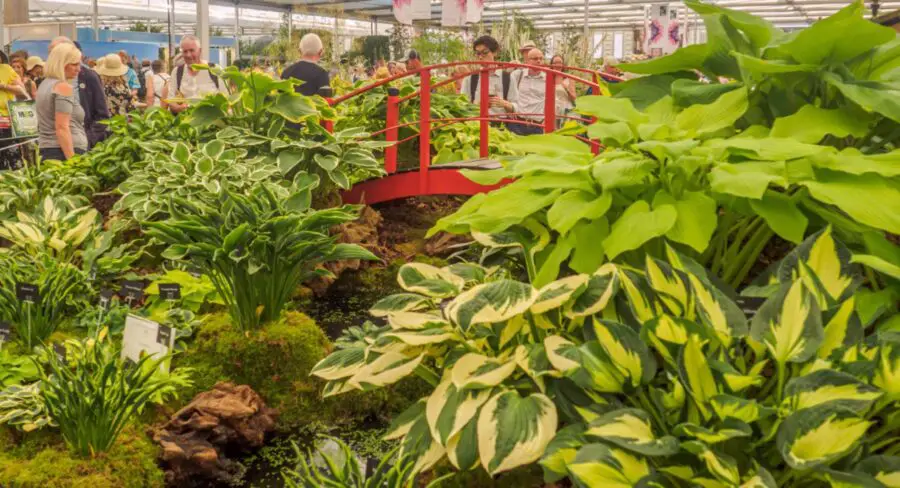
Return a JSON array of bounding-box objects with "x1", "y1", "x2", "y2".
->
[{"x1": 0, "y1": 425, "x2": 164, "y2": 488}]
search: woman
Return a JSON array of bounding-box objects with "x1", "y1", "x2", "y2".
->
[
  {"x1": 25, "y1": 56, "x2": 44, "y2": 99},
  {"x1": 96, "y1": 53, "x2": 135, "y2": 116},
  {"x1": 0, "y1": 51, "x2": 28, "y2": 169},
  {"x1": 36, "y1": 43, "x2": 86, "y2": 161},
  {"x1": 550, "y1": 55, "x2": 576, "y2": 127},
  {"x1": 144, "y1": 59, "x2": 170, "y2": 108}
]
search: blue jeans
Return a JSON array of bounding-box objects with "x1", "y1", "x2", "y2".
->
[
  {"x1": 40, "y1": 147, "x2": 85, "y2": 161},
  {"x1": 506, "y1": 121, "x2": 544, "y2": 136}
]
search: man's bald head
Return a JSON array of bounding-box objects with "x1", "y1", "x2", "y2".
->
[
  {"x1": 526, "y1": 49, "x2": 544, "y2": 64},
  {"x1": 48, "y1": 36, "x2": 73, "y2": 55}
]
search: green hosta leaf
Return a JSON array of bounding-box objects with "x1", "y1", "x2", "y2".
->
[
  {"x1": 823, "y1": 73, "x2": 900, "y2": 124},
  {"x1": 268, "y1": 92, "x2": 318, "y2": 122},
  {"x1": 710, "y1": 359, "x2": 766, "y2": 393},
  {"x1": 603, "y1": 201, "x2": 677, "y2": 260},
  {"x1": 812, "y1": 149, "x2": 900, "y2": 178},
  {"x1": 803, "y1": 170, "x2": 900, "y2": 234},
  {"x1": 874, "y1": 334, "x2": 900, "y2": 399},
  {"x1": 590, "y1": 155, "x2": 658, "y2": 190},
  {"x1": 652, "y1": 190, "x2": 717, "y2": 253},
  {"x1": 477, "y1": 389, "x2": 558, "y2": 475},
  {"x1": 566, "y1": 264, "x2": 619, "y2": 318},
  {"x1": 310, "y1": 347, "x2": 367, "y2": 381},
  {"x1": 675, "y1": 87, "x2": 749, "y2": 137},
  {"x1": 566, "y1": 443, "x2": 652, "y2": 488},
  {"x1": 586, "y1": 320, "x2": 657, "y2": 388},
  {"x1": 770, "y1": 105, "x2": 870, "y2": 144},
  {"x1": 852, "y1": 254, "x2": 900, "y2": 281},
  {"x1": 547, "y1": 190, "x2": 612, "y2": 235},
  {"x1": 619, "y1": 43, "x2": 708, "y2": 74},
  {"x1": 540, "y1": 424, "x2": 588, "y2": 483},
  {"x1": 751, "y1": 280, "x2": 823, "y2": 365},
  {"x1": 857, "y1": 456, "x2": 900, "y2": 487},
  {"x1": 313, "y1": 153, "x2": 339, "y2": 172},
  {"x1": 399, "y1": 414, "x2": 446, "y2": 474},
  {"x1": 645, "y1": 257, "x2": 692, "y2": 317},
  {"x1": 777, "y1": 404, "x2": 872, "y2": 469},
  {"x1": 644, "y1": 315, "x2": 712, "y2": 366},
  {"x1": 710, "y1": 394, "x2": 775, "y2": 424},
  {"x1": 671, "y1": 79, "x2": 742, "y2": 107},
  {"x1": 369, "y1": 293, "x2": 431, "y2": 317},
  {"x1": 569, "y1": 218, "x2": 609, "y2": 274},
  {"x1": 688, "y1": 272, "x2": 748, "y2": 347},
  {"x1": 587, "y1": 121, "x2": 635, "y2": 147},
  {"x1": 446, "y1": 417, "x2": 480, "y2": 470},
  {"x1": 820, "y1": 297, "x2": 863, "y2": 360},
  {"x1": 782, "y1": 369, "x2": 882, "y2": 414},
  {"x1": 348, "y1": 351, "x2": 424, "y2": 390},
  {"x1": 385, "y1": 400, "x2": 426, "y2": 440},
  {"x1": 585, "y1": 408, "x2": 678, "y2": 456},
  {"x1": 685, "y1": 0, "x2": 783, "y2": 49},
  {"x1": 506, "y1": 133, "x2": 592, "y2": 156},
  {"x1": 674, "y1": 420, "x2": 752, "y2": 444},
  {"x1": 750, "y1": 190, "x2": 808, "y2": 244},
  {"x1": 575, "y1": 96, "x2": 648, "y2": 125},
  {"x1": 426, "y1": 377, "x2": 493, "y2": 446},
  {"x1": 709, "y1": 161, "x2": 788, "y2": 199},
  {"x1": 451, "y1": 353, "x2": 517, "y2": 390},
  {"x1": 573, "y1": 341, "x2": 628, "y2": 393},
  {"x1": 710, "y1": 138, "x2": 828, "y2": 161},
  {"x1": 444, "y1": 280, "x2": 536, "y2": 332},
  {"x1": 677, "y1": 336, "x2": 719, "y2": 419},
  {"x1": 617, "y1": 269, "x2": 662, "y2": 324},
  {"x1": 444, "y1": 263, "x2": 488, "y2": 284},
  {"x1": 682, "y1": 441, "x2": 740, "y2": 486},
  {"x1": 396, "y1": 263, "x2": 465, "y2": 298},
  {"x1": 532, "y1": 274, "x2": 590, "y2": 314},
  {"x1": 779, "y1": 227, "x2": 857, "y2": 308}
]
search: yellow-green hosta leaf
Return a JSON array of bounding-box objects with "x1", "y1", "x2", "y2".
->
[
  {"x1": 739, "y1": 467, "x2": 778, "y2": 488},
  {"x1": 750, "y1": 189, "x2": 809, "y2": 244},
  {"x1": 566, "y1": 264, "x2": 619, "y2": 318},
  {"x1": 446, "y1": 416, "x2": 480, "y2": 470},
  {"x1": 585, "y1": 408, "x2": 679, "y2": 456},
  {"x1": 852, "y1": 254, "x2": 900, "y2": 281},
  {"x1": 547, "y1": 190, "x2": 612, "y2": 235},
  {"x1": 820, "y1": 297, "x2": 863, "y2": 360},
  {"x1": 688, "y1": 273, "x2": 748, "y2": 347},
  {"x1": 451, "y1": 353, "x2": 517, "y2": 390},
  {"x1": 386, "y1": 312, "x2": 449, "y2": 330},
  {"x1": 709, "y1": 359, "x2": 765, "y2": 393},
  {"x1": 477, "y1": 389, "x2": 558, "y2": 475},
  {"x1": 399, "y1": 414, "x2": 447, "y2": 474},
  {"x1": 396, "y1": 262, "x2": 465, "y2": 298},
  {"x1": 603, "y1": 201, "x2": 677, "y2": 260},
  {"x1": 643, "y1": 315, "x2": 712, "y2": 367},
  {"x1": 539, "y1": 424, "x2": 588, "y2": 482},
  {"x1": 426, "y1": 377, "x2": 493, "y2": 446},
  {"x1": 348, "y1": 351, "x2": 424, "y2": 390},
  {"x1": 645, "y1": 257, "x2": 692, "y2": 317},
  {"x1": 674, "y1": 420, "x2": 752, "y2": 444},
  {"x1": 857, "y1": 455, "x2": 900, "y2": 488},
  {"x1": 321, "y1": 378, "x2": 357, "y2": 398},
  {"x1": 710, "y1": 395, "x2": 776, "y2": 424},
  {"x1": 566, "y1": 443, "x2": 652, "y2": 488},
  {"x1": 675, "y1": 86, "x2": 749, "y2": 137},
  {"x1": 544, "y1": 335, "x2": 581, "y2": 372},
  {"x1": 587, "y1": 320, "x2": 657, "y2": 387},
  {"x1": 444, "y1": 262, "x2": 489, "y2": 284},
  {"x1": 310, "y1": 347, "x2": 367, "y2": 381},
  {"x1": 444, "y1": 280, "x2": 536, "y2": 332},
  {"x1": 778, "y1": 405, "x2": 872, "y2": 469},
  {"x1": 617, "y1": 269, "x2": 662, "y2": 323},
  {"x1": 682, "y1": 441, "x2": 740, "y2": 486},
  {"x1": 778, "y1": 227, "x2": 856, "y2": 309},
  {"x1": 385, "y1": 400, "x2": 426, "y2": 440},
  {"x1": 573, "y1": 341, "x2": 628, "y2": 393},
  {"x1": 652, "y1": 190, "x2": 718, "y2": 253},
  {"x1": 802, "y1": 170, "x2": 900, "y2": 235},
  {"x1": 369, "y1": 293, "x2": 431, "y2": 317},
  {"x1": 383, "y1": 326, "x2": 459, "y2": 346},
  {"x1": 874, "y1": 334, "x2": 900, "y2": 399},
  {"x1": 783, "y1": 370, "x2": 882, "y2": 414},
  {"x1": 677, "y1": 336, "x2": 719, "y2": 419},
  {"x1": 575, "y1": 96, "x2": 648, "y2": 125},
  {"x1": 532, "y1": 274, "x2": 590, "y2": 314},
  {"x1": 750, "y1": 280, "x2": 823, "y2": 365}
]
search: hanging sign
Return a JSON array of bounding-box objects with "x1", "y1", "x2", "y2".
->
[
  {"x1": 122, "y1": 314, "x2": 174, "y2": 373},
  {"x1": 8, "y1": 100, "x2": 38, "y2": 138}
]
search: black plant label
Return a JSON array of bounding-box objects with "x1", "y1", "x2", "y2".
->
[
  {"x1": 53, "y1": 343, "x2": 66, "y2": 362},
  {"x1": 120, "y1": 280, "x2": 146, "y2": 303},
  {"x1": 735, "y1": 296, "x2": 766, "y2": 318},
  {"x1": 156, "y1": 324, "x2": 173, "y2": 347},
  {"x1": 16, "y1": 282, "x2": 39, "y2": 303},
  {"x1": 158, "y1": 283, "x2": 182, "y2": 301},
  {"x1": 0, "y1": 322, "x2": 10, "y2": 344},
  {"x1": 99, "y1": 289, "x2": 115, "y2": 311}
]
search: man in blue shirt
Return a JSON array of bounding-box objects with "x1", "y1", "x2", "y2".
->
[{"x1": 118, "y1": 50, "x2": 140, "y2": 96}]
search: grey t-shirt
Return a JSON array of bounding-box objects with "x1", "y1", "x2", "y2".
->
[{"x1": 37, "y1": 78, "x2": 88, "y2": 151}]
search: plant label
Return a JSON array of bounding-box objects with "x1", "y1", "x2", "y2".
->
[
  {"x1": 53, "y1": 343, "x2": 66, "y2": 362},
  {"x1": 15, "y1": 282, "x2": 39, "y2": 303},
  {"x1": 158, "y1": 283, "x2": 182, "y2": 301},
  {"x1": 88, "y1": 265, "x2": 97, "y2": 282},
  {"x1": 156, "y1": 324, "x2": 173, "y2": 346},
  {"x1": 99, "y1": 289, "x2": 115, "y2": 311},
  {"x1": 735, "y1": 296, "x2": 766, "y2": 318},
  {"x1": 122, "y1": 314, "x2": 172, "y2": 373},
  {"x1": 120, "y1": 280, "x2": 146, "y2": 304},
  {"x1": 0, "y1": 322, "x2": 10, "y2": 348}
]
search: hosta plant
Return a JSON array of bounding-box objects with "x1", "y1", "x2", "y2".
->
[
  {"x1": 0, "y1": 349, "x2": 39, "y2": 388},
  {"x1": 0, "y1": 382, "x2": 55, "y2": 432},
  {"x1": 145, "y1": 179, "x2": 377, "y2": 331},
  {"x1": 0, "y1": 156, "x2": 96, "y2": 220},
  {"x1": 313, "y1": 229, "x2": 900, "y2": 484}
]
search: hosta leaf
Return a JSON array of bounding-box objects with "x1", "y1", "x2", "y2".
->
[
  {"x1": 547, "y1": 190, "x2": 612, "y2": 235},
  {"x1": 348, "y1": 351, "x2": 424, "y2": 390},
  {"x1": 444, "y1": 280, "x2": 536, "y2": 332},
  {"x1": 446, "y1": 417, "x2": 480, "y2": 470},
  {"x1": 532, "y1": 274, "x2": 590, "y2": 314},
  {"x1": 688, "y1": 273, "x2": 748, "y2": 347},
  {"x1": 586, "y1": 408, "x2": 678, "y2": 456},
  {"x1": 618, "y1": 43, "x2": 708, "y2": 74},
  {"x1": 426, "y1": 377, "x2": 493, "y2": 446},
  {"x1": 852, "y1": 254, "x2": 900, "y2": 281},
  {"x1": 682, "y1": 441, "x2": 740, "y2": 486},
  {"x1": 396, "y1": 263, "x2": 465, "y2": 298},
  {"x1": 777, "y1": 404, "x2": 872, "y2": 469},
  {"x1": 444, "y1": 263, "x2": 488, "y2": 284},
  {"x1": 369, "y1": 293, "x2": 431, "y2": 317},
  {"x1": 651, "y1": 190, "x2": 717, "y2": 253},
  {"x1": 566, "y1": 443, "x2": 652, "y2": 488},
  {"x1": 590, "y1": 155, "x2": 658, "y2": 190},
  {"x1": 857, "y1": 456, "x2": 900, "y2": 488},
  {"x1": 477, "y1": 389, "x2": 558, "y2": 475},
  {"x1": 749, "y1": 190, "x2": 808, "y2": 244},
  {"x1": 740, "y1": 467, "x2": 779, "y2": 488},
  {"x1": 587, "y1": 121, "x2": 635, "y2": 147},
  {"x1": 671, "y1": 79, "x2": 742, "y2": 107},
  {"x1": 645, "y1": 257, "x2": 692, "y2": 317},
  {"x1": 709, "y1": 161, "x2": 787, "y2": 199},
  {"x1": 803, "y1": 170, "x2": 900, "y2": 234},
  {"x1": 677, "y1": 336, "x2": 719, "y2": 419},
  {"x1": 644, "y1": 315, "x2": 712, "y2": 366},
  {"x1": 383, "y1": 326, "x2": 458, "y2": 346},
  {"x1": 505, "y1": 133, "x2": 593, "y2": 156},
  {"x1": 617, "y1": 269, "x2": 661, "y2": 323},
  {"x1": 573, "y1": 341, "x2": 628, "y2": 393},
  {"x1": 685, "y1": 0, "x2": 782, "y2": 49},
  {"x1": 710, "y1": 359, "x2": 765, "y2": 393},
  {"x1": 310, "y1": 347, "x2": 366, "y2": 381},
  {"x1": 399, "y1": 414, "x2": 446, "y2": 474},
  {"x1": 710, "y1": 395, "x2": 775, "y2": 423},
  {"x1": 820, "y1": 297, "x2": 863, "y2": 360},
  {"x1": 779, "y1": 227, "x2": 856, "y2": 308},
  {"x1": 386, "y1": 312, "x2": 448, "y2": 330},
  {"x1": 674, "y1": 420, "x2": 752, "y2": 444},
  {"x1": 385, "y1": 400, "x2": 426, "y2": 440},
  {"x1": 750, "y1": 280, "x2": 823, "y2": 365},
  {"x1": 783, "y1": 369, "x2": 882, "y2": 414},
  {"x1": 771, "y1": 105, "x2": 870, "y2": 144},
  {"x1": 451, "y1": 353, "x2": 517, "y2": 390},
  {"x1": 586, "y1": 320, "x2": 657, "y2": 388},
  {"x1": 566, "y1": 264, "x2": 619, "y2": 318},
  {"x1": 874, "y1": 334, "x2": 900, "y2": 399},
  {"x1": 569, "y1": 218, "x2": 609, "y2": 274},
  {"x1": 575, "y1": 96, "x2": 648, "y2": 125},
  {"x1": 675, "y1": 87, "x2": 749, "y2": 137},
  {"x1": 544, "y1": 335, "x2": 581, "y2": 372},
  {"x1": 540, "y1": 424, "x2": 588, "y2": 483}
]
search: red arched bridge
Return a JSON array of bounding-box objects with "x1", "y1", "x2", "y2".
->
[{"x1": 325, "y1": 61, "x2": 622, "y2": 205}]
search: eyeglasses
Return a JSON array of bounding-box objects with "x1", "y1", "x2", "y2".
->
[{"x1": 474, "y1": 49, "x2": 490, "y2": 58}]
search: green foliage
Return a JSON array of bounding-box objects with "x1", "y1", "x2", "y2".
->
[
  {"x1": 432, "y1": 123, "x2": 516, "y2": 165},
  {"x1": 0, "y1": 350, "x2": 39, "y2": 388},
  {"x1": 410, "y1": 31, "x2": 467, "y2": 64},
  {"x1": 145, "y1": 180, "x2": 377, "y2": 331},
  {"x1": 143, "y1": 268, "x2": 222, "y2": 316},
  {"x1": 36, "y1": 334, "x2": 192, "y2": 457},
  {"x1": 0, "y1": 157, "x2": 97, "y2": 220},
  {"x1": 360, "y1": 35, "x2": 391, "y2": 66},
  {"x1": 0, "y1": 382, "x2": 55, "y2": 432}
]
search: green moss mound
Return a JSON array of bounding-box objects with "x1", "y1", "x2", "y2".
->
[{"x1": 0, "y1": 426, "x2": 164, "y2": 488}]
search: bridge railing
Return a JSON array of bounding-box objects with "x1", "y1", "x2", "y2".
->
[{"x1": 324, "y1": 61, "x2": 621, "y2": 181}]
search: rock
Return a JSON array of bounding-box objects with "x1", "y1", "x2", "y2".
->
[{"x1": 153, "y1": 382, "x2": 277, "y2": 487}]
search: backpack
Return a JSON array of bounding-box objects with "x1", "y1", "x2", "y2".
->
[
  {"x1": 137, "y1": 69, "x2": 148, "y2": 99},
  {"x1": 176, "y1": 64, "x2": 220, "y2": 93},
  {"x1": 468, "y1": 71, "x2": 511, "y2": 103},
  {"x1": 152, "y1": 73, "x2": 171, "y2": 100}
]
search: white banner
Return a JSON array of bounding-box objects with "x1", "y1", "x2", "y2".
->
[
  {"x1": 645, "y1": 4, "x2": 681, "y2": 56},
  {"x1": 441, "y1": 0, "x2": 466, "y2": 27},
  {"x1": 465, "y1": 0, "x2": 485, "y2": 24},
  {"x1": 394, "y1": 0, "x2": 413, "y2": 25},
  {"x1": 412, "y1": 0, "x2": 432, "y2": 20}
]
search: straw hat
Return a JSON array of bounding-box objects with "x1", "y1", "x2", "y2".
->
[
  {"x1": 519, "y1": 40, "x2": 536, "y2": 52},
  {"x1": 95, "y1": 54, "x2": 128, "y2": 77},
  {"x1": 25, "y1": 56, "x2": 44, "y2": 72}
]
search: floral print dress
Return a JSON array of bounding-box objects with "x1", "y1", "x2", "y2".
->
[{"x1": 104, "y1": 82, "x2": 135, "y2": 116}]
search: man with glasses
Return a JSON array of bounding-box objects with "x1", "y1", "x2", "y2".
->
[
  {"x1": 508, "y1": 48, "x2": 548, "y2": 135},
  {"x1": 461, "y1": 35, "x2": 518, "y2": 118}
]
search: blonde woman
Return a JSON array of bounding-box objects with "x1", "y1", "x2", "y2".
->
[
  {"x1": 95, "y1": 53, "x2": 135, "y2": 115},
  {"x1": 36, "y1": 43, "x2": 86, "y2": 160}
]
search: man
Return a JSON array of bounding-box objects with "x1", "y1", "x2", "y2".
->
[
  {"x1": 511, "y1": 40, "x2": 536, "y2": 87},
  {"x1": 49, "y1": 38, "x2": 110, "y2": 147},
  {"x1": 460, "y1": 35, "x2": 518, "y2": 118},
  {"x1": 281, "y1": 33, "x2": 330, "y2": 97},
  {"x1": 163, "y1": 35, "x2": 225, "y2": 114},
  {"x1": 118, "y1": 51, "x2": 140, "y2": 96},
  {"x1": 510, "y1": 48, "x2": 548, "y2": 136}
]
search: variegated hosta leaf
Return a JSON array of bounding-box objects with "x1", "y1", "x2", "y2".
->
[
  {"x1": 750, "y1": 280, "x2": 824, "y2": 365},
  {"x1": 369, "y1": 293, "x2": 431, "y2": 317},
  {"x1": 540, "y1": 424, "x2": 588, "y2": 483},
  {"x1": 682, "y1": 441, "x2": 741, "y2": 486},
  {"x1": 782, "y1": 369, "x2": 882, "y2": 414},
  {"x1": 709, "y1": 359, "x2": 766, "y2": 393},
  {"x1": 426, "y1": 377, "x2": 493, "y2": 446},
  {"x1": 444, "y1": 262, "x2": 489, "y2": 284},
  {"x1": 566, "y1": 443, "x2": 652, "y2": 488},
  {"x1": 386, "y1": 311, "x2": 449, "y2": 330},
  {"x1": 573, "y1": 341, "x2": 628, "y2": 393},
  {"x1": 777, "y1": 405, "x2": 872, "y2": 469},
  {"x1": 566, "y1": 264, "x2": 620, "y2": 318},
  {"x1": 310, "y1": 347, "x2": 366, "y2": 381},
  {"x1": 348, "y1": 351, "x2": 424, "y2": 390},
  {"x1": 514, "y1": 344, "x2": 557, "y2": 388},
  {"x1": 544, "y1": 335, "x2": 581, "y2": 372},
  {"x1": 585, "y1": 408, "x2": 679, "y2": 456},
  {"x1": 645, "y1": 256, "x2": 693, "y2": 317},
  {"x1": 385, "y1": 400, "x2": 426, "y2": 440},
  {"x1": 778, "y1": 226, "x2": 857, "y2": 309},
  {"x1": 399, "y1": 413, "x2": 447, "y2": 474},
  {"x1": 396, "y1": 262, "x2": 466, "y2": 298},
  {"x1": 857, "y1": 455, "x2": 900, "y2": 488},
  {"x1": 687, "y1": 272, "x2": 748, "y2": 347},
  {"x1": 616, "y1": 269, "x2": 662, "y2": 323},
  {"x1": 643, "y1": 315, "x2": 713, "y2": 366},
  {"x1": 677, "y1": 336, "x2": 719, "y2": 419},
  {"x1": 451, "y1": 353, "x2": 517, "y2": 390},
  {"x1": 446, "y1": 416, "x2": 480, "y2": 470},
  {"x1": 710, "y1": 395, "x2": 776, "y2": 424},
  {"x1": 875, "y1": 333, "x2": 900, "y2": 399},
  {"x1": 586, "y1": 320, "x2": 657, "y2": 388},
  {"x1": 444, "y1": 280, "x2": 536, "y2": 332},
  {"x1": 740, "y1": 467, "x2": 778, "y2": 488},
  {"x1": 383, "y1": 325, "x2": 459, "y2": 346},
  {"x1": 477, "y1": 389, "x2": 558, "y2": 475},
  {"x1": 674, "y1": 419, "x2": 752, "y2": 445},
  {"x1": 819, "y1": 296, "x2": 863, "y2": 360},
  {"x1": 822, "y1": 469, "x2": 885, "y2": 488},
  {"x1": 532, "y1": 274, "x2": 590, "y2": 314}
]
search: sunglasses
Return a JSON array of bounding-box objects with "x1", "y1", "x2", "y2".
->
[{"x1": 474, "y1": 49, "x2": 491, "y2": 58}]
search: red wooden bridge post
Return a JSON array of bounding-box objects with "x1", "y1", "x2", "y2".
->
[
  {"x1": 384, "y1": 87, "x2": 400, "y2": 175},
  {"x1": 544, "y1": 70, "x2": 557, "y2": 134},
  {"x1": 589, "y1": 72, "x2": 601, "y2": 155},
  {"x1": 479, "y1": 67, "x2": 490, "y2": 158},
  {"x1": 419, "y1": 68, "x2": 432, "y2": 195}
]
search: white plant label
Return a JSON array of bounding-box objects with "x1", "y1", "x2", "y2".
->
[{"x1": 121, "y1": 314, "x2": 173, "y2": 373}]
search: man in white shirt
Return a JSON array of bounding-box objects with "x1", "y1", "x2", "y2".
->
[
  {"x1": 460, "y1": 35, "x2": 518, "y2": 119},
  {"x1": 510, "y1": 48, "x2": 548, "y2": 136},
  {"x1": 511, "y1": 40, "x2": 536, "y2": 87},
  {"x1": 163, "y1": 35, "x2": 225, "y2": 113}
]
